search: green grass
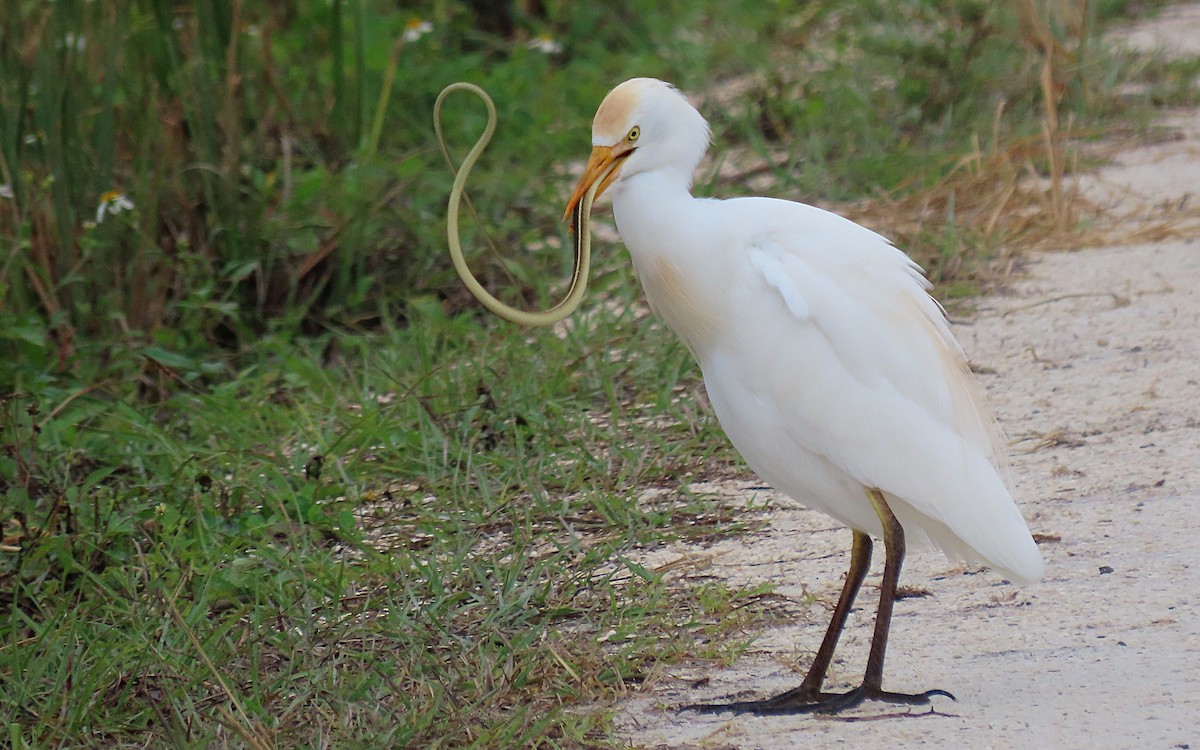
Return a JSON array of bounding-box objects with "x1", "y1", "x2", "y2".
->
[
  {"x1": 2, "y1": 0, "x2": 1193, "y2": 746},
  {"x1": 3, "y1": 309, "x2": 780, "y2": 747}
]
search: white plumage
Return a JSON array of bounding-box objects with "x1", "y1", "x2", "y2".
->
[{"x1": 565, "y1": 77, "x2": 1042, "y2": 714}]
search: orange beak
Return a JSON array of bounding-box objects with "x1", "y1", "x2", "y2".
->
[{"x1": 563, "y1": 144, "x2": 633, "y2": 222}]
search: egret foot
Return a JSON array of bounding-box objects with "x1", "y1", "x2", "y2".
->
[
  {"x1": 683, "y1": 493, "x2": 958, "y2": 719},
  {"x1": 683, "y1": 684, "x2": 955, "y2": 716}
]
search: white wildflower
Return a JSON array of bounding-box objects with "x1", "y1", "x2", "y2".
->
[
  {"x1": 96, "y1": 190, "x2": 134, "y2": 223},
  {"x1": 527, "y1": 34, "x2": 563, "y2": 54},
  {"x1": 0, "y1": 184, "x2": 13, "y2": 199},
  {"x1": 402, "y1": 17, "x2": 433, "y2": 43},
  {"x1": 59, "y1": 33, "x2": 86, "y2": 52}
]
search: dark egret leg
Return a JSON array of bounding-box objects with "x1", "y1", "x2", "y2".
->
[
  {"x1": 685, "y1": 529, "x2": 872, "y2": 713},
  {"x1": 683, "y1": 489, "x2": 955, "y2": 716}
]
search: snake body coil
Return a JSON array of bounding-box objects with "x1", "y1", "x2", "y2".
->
[{"x1": 435, "y1": 82, "x2": 607, "y2": 326}]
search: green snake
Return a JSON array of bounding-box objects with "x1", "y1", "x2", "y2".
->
[{"x1": 434, "y1": 82, "x2": 609, "y2": 326}]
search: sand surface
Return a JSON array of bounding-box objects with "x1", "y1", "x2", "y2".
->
[{"x1": 613, "y1": 8, "x2": 1200, "y2": 749}]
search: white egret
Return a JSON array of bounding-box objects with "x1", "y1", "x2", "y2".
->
[{"x1": 556, "y1": 78, "x2": 1044, "y2": 715}]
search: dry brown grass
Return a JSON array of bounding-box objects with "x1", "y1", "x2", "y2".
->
[{"x1": 836, "y1": 0, "x2": 1200, "y2": 290}]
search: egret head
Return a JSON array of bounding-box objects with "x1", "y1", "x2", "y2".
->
[{"x1": 564, "y1": 78, "x2": 711, "y2": 220}]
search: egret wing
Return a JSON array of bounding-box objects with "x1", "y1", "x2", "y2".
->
[{"x1": 728, "y1": 199, "x2": 1041, "y2": 581}]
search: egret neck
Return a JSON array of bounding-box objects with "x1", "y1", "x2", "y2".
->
[{"x1": 610, "y1": 173, "x2": 729, "y2": 358}]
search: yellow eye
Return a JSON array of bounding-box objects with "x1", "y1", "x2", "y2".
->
[{"x1": 627, "y1": 126, "x2": 640, "y2": 142}]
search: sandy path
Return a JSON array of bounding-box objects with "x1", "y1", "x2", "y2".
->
[{"x1": 614, "y1": 10, "x2": 1200, "y2": 750}]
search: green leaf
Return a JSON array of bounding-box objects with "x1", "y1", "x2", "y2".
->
[{"x1": 140, "y1": 346, "x2": 196, "y2": 370}]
